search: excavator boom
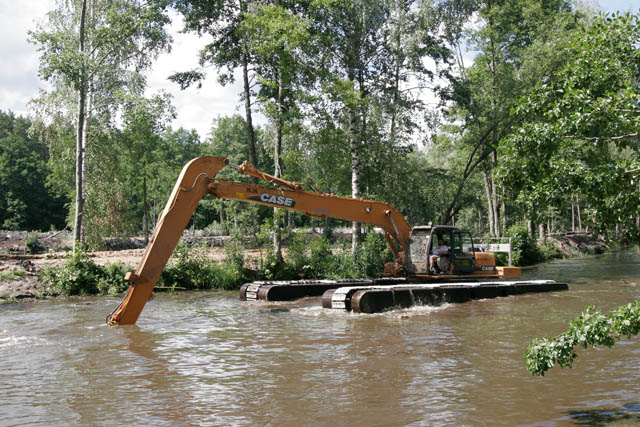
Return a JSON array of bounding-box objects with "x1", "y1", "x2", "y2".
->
[
  {"x1": 207, "y1": 181, "x2": 410, "y2": 258},
  {"x1": 107, "y1": 156, "x2": 411, "y2": 325}
]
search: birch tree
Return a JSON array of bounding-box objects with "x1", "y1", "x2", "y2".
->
[{"x1": 29, "y1": 0, "x2": 171, "y2": 249}]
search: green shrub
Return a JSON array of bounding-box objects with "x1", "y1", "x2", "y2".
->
[
  {"x1": 97, "y1": 263, "x2": 131, "y2": 295},
  {"x1": 258, "y1": 253, "x2": 296, "y2": 280},
  {"x1": 357, "y1": 233, "x2": 392, "y2": 277},
  {"x1": 507, "y1": 224, "x2": 544, "y2": 266},
  {"x1": 326, "y1": 247, "x2": 359, "y2": 278},
  {"x1": 258, "y1": 233, "x2": 392, "y2": 280},
  {"x1": 159, "y1": 240, "x2": 248, "y2": 291},
  {"x1": 25, "y1": 233, "x2": 43, "y2": 254},
  {"x1": 252, "y1": 233, "x2": 389, "y2": 281},
  {"x1": 0, "y1": 270, "x2": 26, "y2": 281},
  {"x1": 540, "y1": 242, "x2": 563, "y2": 260},
  {"x1": 38, "y1": 251, "x2": 130, "y2": 296},
  {"x1": 307, "y1": 236, "x2": 335, "y2": 277}
]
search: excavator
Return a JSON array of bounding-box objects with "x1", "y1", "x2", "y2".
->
[{"x1": 106, "y1": 156, "x2": 520, "y2": 325}]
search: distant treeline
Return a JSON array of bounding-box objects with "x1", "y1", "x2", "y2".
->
[{"x1": 3, "y1": 1, "x2": 638, "y2": 248}]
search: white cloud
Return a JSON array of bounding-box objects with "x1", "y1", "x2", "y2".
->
[
  {"x1": 145, "y1": 12, "x2": 261, "y2": 139},
  {"x1": 0, "y1": 0, "x2": 53, "y2": 116},
  {"x1": 0, "y1": 3, "x2": 260, "y2": 139}
]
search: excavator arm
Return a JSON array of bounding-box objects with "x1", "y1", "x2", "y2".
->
[{"x1": 107, "y1": 156, "x2": 411, "y2": 325}]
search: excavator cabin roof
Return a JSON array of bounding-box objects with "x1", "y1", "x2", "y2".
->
[{"x1": 410, "y1": 225, "x2": 469, "y2": 235}]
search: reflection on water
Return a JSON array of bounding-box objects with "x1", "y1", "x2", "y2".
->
[
  {"x1": 567, "y1": 405, "x2": 640, "y2": 426},
  {"x1": 1, "y1": 250, "x2": 639, "y2": 425}
]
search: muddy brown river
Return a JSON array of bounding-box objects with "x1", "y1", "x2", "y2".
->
[{"x1": 2, "y1": 251, "x2": 640, "y2": 426}]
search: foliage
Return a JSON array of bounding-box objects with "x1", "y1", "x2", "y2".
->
[
  {"x1": 159, "y1": 240, "x2": 246, "y2": 291},
  {"x1": 0, "y1": 111, "x2": 67, "y2": 231},
  {"x1": 0, "y1": 270, "x2": 27, "y2": 281},
  {"x1": 525, "y1": 301, "x2": 640, "y2": 376},
  {"x1": 6, "y1": 1, "x2": 636, "y2": 258},
  {"x1": 259, "y1": 232, "x2": 391, "y2": 280},
  {"x1": 499, "y1": 13, "x2": 640, "y2": 239},
  {"x1": 440, "y1": 0, "x2": 576, "y2": 232},
  {"x1": 356, "y1": 232, "x2": 394, "y2": 278},
  {"x1": 25, "y1": 233, "x2": 44, "y2": 255},
  {"x1": 29, "y1": 0, "x2": 172, "y2": 246},
  {"x1": 38, "y1": 251, "x2": 130, "y2": 296},
  {"x1": 539, "y1": 241, "x2": 563, "y2": 261},
  {"x1": 506, "y1": 224, "x2": 544, "y2": 266}
]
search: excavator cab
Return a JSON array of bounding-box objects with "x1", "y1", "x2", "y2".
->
[
  {"x1": 407, "y1": 225, "x2": 477, "y2": 276},
  {"x1": 450, "y1": 229, "x2": 476, "y2": 274},
  {"x1": 407, "y1": 227, "x2": 430, "y2": 274}
]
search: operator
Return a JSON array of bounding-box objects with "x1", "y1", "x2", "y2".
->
[{"x1": 430, "y1": 237, "x2": 449, "y2": 273}]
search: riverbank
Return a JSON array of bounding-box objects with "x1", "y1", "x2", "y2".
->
[
  {"x1": 0, "y1": 230, "x2": 612, "y2": 301},
  {"x1": 546, "y1": 232, "x2": 609, "y2": 257},
  {"x1": 0, "y1": 231, "x2": 260, "y2": 300}
]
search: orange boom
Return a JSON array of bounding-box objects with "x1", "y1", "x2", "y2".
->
[{"x1": 107, "y1": 156, "x2": 519, "y2": 325}]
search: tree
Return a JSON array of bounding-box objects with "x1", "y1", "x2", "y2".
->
[
  {"x1": 171, "y1": 0, "x2": 260, "y2": 174},
  {"x1": 308, "y1": 0, "x2": 453, "y2": 253},
  {"x1": 499, "y1": 13, "x2": 640, "y2": 239},
  {"x1": 525, "y1": 301, "x2": 640, "y2": 376},
  {"x1": 441, "y1": 0, "x2": 575, "y2": 235},
  {"x1": 205, "y1": 114, "x2": 267, "y2": 233},
  {"x1": 120, "y1": 92, "x2": 176, "y2": 243},
  {"x1": 241, "y1": 2, "x2": 313, "y2": 257},
  {"x1": 29, "y1": 0, "x2": 171, "y2": 249},
  {"x1": 0, "y1": 111, "x2": 67, "y2": 230}
]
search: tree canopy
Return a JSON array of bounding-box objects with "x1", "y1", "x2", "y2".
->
[
  {"x1": 499, "y1": 13, "x2": 640, "y2": 238},
  {"x1": 10, "y1": 1, "x2": 639, "y2": 253}
]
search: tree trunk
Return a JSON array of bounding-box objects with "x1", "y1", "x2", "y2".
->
[
  {"x1": 79, "y1": 93, "x2": 89, "y2": 244},
  {"x1": 73, "y1": 0, "x2": 88, "y2": 252},
  {"x1": 489, "y1": 31, "x2": 499, "y2": 238},
  {"x1": 576, "y1": 196, "x2": 582, "y2": 231},
  {"x1": 143, "y1": 174, "x2": 149, "y2": 245},
  {"x1": 527, "y1": 219, "x2": 534, "y2": 238},
  {"x1": 219, "y1": 200, "x2": 225, "y2": 229},
  {"x1": 345, "y1": 36, "x2": 361, "y2": 256},
  {"x1": 539, "y1": 223, "x2": 546, "y2": 243},
  {"x1": 501, "y1": 198, "x2": 506, "y2": 235},
  {"x1": 242, "y1": 51, "x2": 257, "y2": 171},
  {"x1": 571, "y1": 195, "x2": 575, "y2": 232},
  {"x1": 272, "y1": 71, "x2": 284, "y2": 260},
  {"x1": 348, "y1": 106, "x2": 361, "y2": 256},
  {"x1": 491, "y1": 174, "x2": 500, "y2": 237},
  {"x1": 389, "y1": 19, "x2": 401, "y2": 146},
  {"x1": 482, "y1": 165, "x2": 495, "y2": 236}
]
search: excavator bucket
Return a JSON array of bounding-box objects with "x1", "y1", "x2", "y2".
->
[{"x1": 106, "y1": 157, "x2": 228, "y2": 325}]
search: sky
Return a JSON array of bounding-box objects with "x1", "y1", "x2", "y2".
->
[{"x1": 1, "y1": 0, "x2": 639, "y2": 140}]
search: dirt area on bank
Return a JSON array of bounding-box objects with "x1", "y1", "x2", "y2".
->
[
  {"x1": 0, "y1": 229, "x2": 611, "y2": 301},
  {"x1": 0, "y1": 230, "x2": 267, "y2": 300},
  {"x1": 546, "y1": 232, "x2": 608, "y2": 256}
]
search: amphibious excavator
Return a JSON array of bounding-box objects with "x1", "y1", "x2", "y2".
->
[{"x1": 107, "y1": 156, "x2": 520, "y2": 325}]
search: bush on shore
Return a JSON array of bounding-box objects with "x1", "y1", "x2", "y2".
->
[
  {"x1": 35, "y1": 233, "x2": 393, "y2": 297},
  {"x1": 36, "y1": 227, "x2": 594, "y2": 297},
  {"x1": 38, "y1": 251, "x2": 130, "y2": 296},
  {"x1": 505, "y1": 224, "x2": 564, "y2": 267},
  {"x1": 159, "y1": 240, "x2": 245, "y2": 291}
]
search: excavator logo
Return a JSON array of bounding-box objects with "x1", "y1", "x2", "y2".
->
[{"x1": 249, "y1": 192, "x2": 296, "y2": 207}]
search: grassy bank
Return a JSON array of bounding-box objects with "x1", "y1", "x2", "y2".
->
[
  {"x1": 2, "y1": 228, "x2": 611, "y2": 299},
  {"x1": 31, "y1": 233, "x2": 392, "y2": 297}
]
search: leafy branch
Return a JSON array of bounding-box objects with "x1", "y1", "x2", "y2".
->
[
  {"x1": 525, "y1": 300, "x2": 640, "y2": 376},
  {"x1": 561, "y1": 132, "x2": 640, "y2": 142}
]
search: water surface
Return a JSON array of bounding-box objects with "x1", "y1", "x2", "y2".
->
[{"x1": 2, "y1": 251, "x2": 640, "y2": 426}]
